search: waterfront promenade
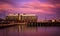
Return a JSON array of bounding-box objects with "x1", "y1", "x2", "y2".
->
[
  {"x1": 0, "y1": 22, "x2": 27, "y2": 28},
  {"x1": 0, "y1": 24, "x2": 16, "y2": 28}
]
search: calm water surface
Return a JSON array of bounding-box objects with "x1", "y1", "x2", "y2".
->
[{"x1": 0, "y1": 25, "x2": 60, "y2": 36}]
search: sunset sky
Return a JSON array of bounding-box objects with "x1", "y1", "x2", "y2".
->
[{"x1": 0, "y1": 0, "x2": 60, "y2": 20}]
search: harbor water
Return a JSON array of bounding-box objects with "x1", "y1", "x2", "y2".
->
[{"x1": 0, "y1": 25, "x2": 60, "y2": 36}]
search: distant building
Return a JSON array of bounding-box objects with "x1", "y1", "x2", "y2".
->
[
  {"x1": 6, "y1": 13, "x2": 37, "y2": 23},
  {"x1": 42, "y1": 20, "x2": 52, "y2": 22},
  {"x1": 42, "y1": 19, "x2": 60, "y2": 22},
  {"x1": 55, "y1": 19, "x2": 60, "y2": 22}
]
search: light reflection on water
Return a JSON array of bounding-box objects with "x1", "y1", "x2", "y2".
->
[{"x1": 0, "y1": 25, "x2": 60, "y2": 36}]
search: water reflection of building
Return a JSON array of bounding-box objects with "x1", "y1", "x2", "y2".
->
[{"x1": 6, "y1": 13, "x2": 37, "y2": 23}]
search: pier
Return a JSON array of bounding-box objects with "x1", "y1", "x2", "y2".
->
[
  {"x1": 27, "y1": 22, "x2": 60, "y2": 27},
  {"x1": 0, "y1": 22, "x2": 60, "y2": 29}
]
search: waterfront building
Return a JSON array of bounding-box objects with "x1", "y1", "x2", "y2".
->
[{"x1": 6, "y1": 13, "x2": 37, "y2": 23}]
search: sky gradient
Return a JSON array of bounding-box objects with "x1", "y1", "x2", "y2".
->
[{"x1": 0, "y1": 0, "x2": 60, "y2": 20}]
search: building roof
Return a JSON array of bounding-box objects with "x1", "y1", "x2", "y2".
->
[
  {"x1": 7, "y1": 14, "x2": 18, "y2": 16},
  {"x1": 20, "y1": 14, "x2": 36, "y2": 16},
  {"x1": 7, "y1": 14, "x2": 36, "y2": 16}
]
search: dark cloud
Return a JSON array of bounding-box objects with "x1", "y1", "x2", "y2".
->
[
  {"x1": 47, "y1": 0, "x2": 60, "y2": 16},
  {"x1": 0, "y1": 0, "x2": 12, "y2": 3},
  {"x1": 54, "y1": 8, "x2": 60, "y2": 14},
  {"x1": 0, "y1": 0, "x2": 17, "y2": 5},
  {"x1": 48, "y1": 0, "x2": 60, "y2": 4}
]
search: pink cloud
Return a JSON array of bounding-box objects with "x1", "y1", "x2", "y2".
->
[
  {"x1": 0, "y1": 1, "x2": 56, "y2": 14},
  {"x1": 55, "y1": 4, "x2": 60, "y2": 7},
  {"x1": 0, "y1": 3, "x2": 13, "y2": 10},
  {"x1": 16, "y1": 2, "x2": 56, "y2": 14}
]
